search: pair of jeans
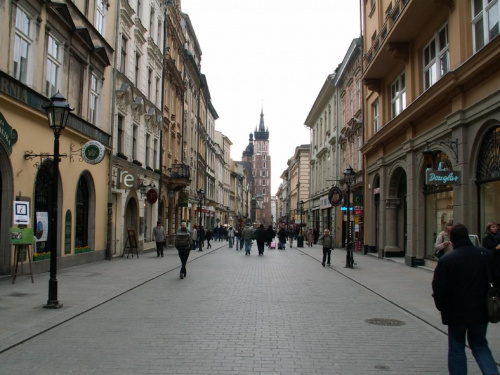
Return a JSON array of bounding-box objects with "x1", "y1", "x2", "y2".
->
[
  {"x1": 235, "y1": 237, "x2": 241, "y2": 249},
  {"x1": 448, "y1": 323, "x2": 499, "y2": 375},
  {"x1": 322, "y1": 248, "x2": 331, "y2": 265},
  {"x1": 228, "y1": 237, "x2": 234, "y2": 248},
  {"x1": 178, "y1": 250, "x2": 190, "y2": 275},
  {"x1": 244, "y1": 238, "x2": 252, "y2": 253}
]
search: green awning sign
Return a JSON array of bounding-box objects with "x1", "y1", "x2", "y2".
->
[{"x1": 0, "y1": 112, "x2": 18, "y2": 154}]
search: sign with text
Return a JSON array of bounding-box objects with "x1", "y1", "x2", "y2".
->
[{"x1": 425, "y1": 169, "x2": 461, "y2": 185}]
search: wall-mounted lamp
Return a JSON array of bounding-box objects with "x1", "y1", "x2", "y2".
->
[{"x1": 422, "y1": 139, "x2": 459, "y2": 167}]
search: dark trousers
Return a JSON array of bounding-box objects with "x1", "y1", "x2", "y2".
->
[
  {"x1": 322, "y1": 248, "x2": 331, "y2": 265},
  {"x1": 207, "y1": 239, "x2": 211, "y2": 248},
  {"x1": 156, "y1": 241, "x2": 164, "y2": 257},
  {"x1": 257, "y1": 241, "x2": 265, "y2": 255},
  {"x1": 178, "y1": 250, "x2": 190, "y2": 275}
]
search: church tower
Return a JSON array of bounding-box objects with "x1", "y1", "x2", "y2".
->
[{"x1": 252, "y1": 108, "x2": 272, "y2": 225}]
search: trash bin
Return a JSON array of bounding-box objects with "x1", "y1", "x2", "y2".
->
[{"x1": 297, "y1": 234, "x2": 304, "y2": 248}]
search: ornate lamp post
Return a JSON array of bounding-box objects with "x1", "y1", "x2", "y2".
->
[
  {"x1": 197, "y1": 189, "x2": 205, "y2": 250},
  {"x1": 344, "y1": 166, "x2": 356, "y2": 269},
  {"x1": 42, "y1": 92, "x2": 73, "y2": 309}
]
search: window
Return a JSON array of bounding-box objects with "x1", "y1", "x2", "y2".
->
[
  {"x1": 149, "y1": 7, "x2": 155, "y2": 40},
  {"x1": 75, "y1": 177, "x2": 90, "y2": 248},
  {"x1": 14, "y1": 7, "x2": 31, "y2": 84},
  {"x1": 46, "y1": 35, "x2": 62, "y2": 97},
  {"x1": 157, "y1": 20, "x2": 162, "y2": 46},
  {"x1": 472, "y1": 0, "x2": 499, "y2": 51},
  {"x1": 155, "y1": 76, "x2": 160, "y2": 106},
  {"x1": 117, "y1": 114, "x2": 124, "y2": 153},
  {"x1": 423, "y1": 24, "x2": 449, "y2": 91},
  {"x1": 146, "y1": 133, "x2": 151, "y2": 167},
  {"x1": 137, "y1": 0, "x2": 142, "y2": 19},
  {"x1": 135, "y1": 53, "x2": 140, "y2": 86},
  {"x1": 153, "y1": 139, "x2": 158, "y2": 169},
  {"x1": 132, "y1": 125, "x2": 138, "y2": 160},
  {"x1": 148, "y1": 68, "x2": 153, "y2": 100},
  {"x1": 95, "y1": 0, "x2": 105, "y2": 35},
  {"x1": 391, "y1": 72, "x2": 406, "y2": 118},
  {"x1": 90, "y1": 73, "x2": 99, "y2": 125},
  {"x1": 373, "y1": 100, "x2": 379, "y2": 133},
  {"x1": 120, "y1": 36, "x2": 127, "y2": 73}
]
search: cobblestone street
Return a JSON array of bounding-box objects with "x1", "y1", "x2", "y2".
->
[{"x1": 1, "y1": 241, "x2": 498, "y2": 374}]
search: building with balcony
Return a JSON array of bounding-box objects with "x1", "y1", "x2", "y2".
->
[{"x1": 361, "y1": 0, "x2": 500, "y2": 267}]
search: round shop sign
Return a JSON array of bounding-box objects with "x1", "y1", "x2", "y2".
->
[
  {"x1": 328, "y1": 186, "x2": 343, "y2": 206},
  {"x1": 82, "y1": 140, "x2": 106, "y2": 165},
  {"x1": 146, "y1": 189, "x2": 158, "y2": 204}
]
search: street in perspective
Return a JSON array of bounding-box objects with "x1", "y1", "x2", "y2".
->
[{"x1": 1, "y1": 241, "x2": 499, "y2": 374}]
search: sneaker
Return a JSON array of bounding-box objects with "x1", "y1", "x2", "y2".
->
[{"x1": 180, "y1": 274, "x2": 184, "y2": 279}]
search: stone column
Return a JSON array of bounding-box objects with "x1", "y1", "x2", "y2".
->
[{"x1": 384, "y1": 198, "x2": 401, "y2": 255}]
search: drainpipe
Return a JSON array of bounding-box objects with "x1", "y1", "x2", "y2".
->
[
  {"x1": 158, "y1": 3, "x2": 168, "y2": 221},
  {"x1": 105, "y1": 0, "x2": 122, "y2": 261}
]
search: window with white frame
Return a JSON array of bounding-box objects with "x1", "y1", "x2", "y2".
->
[
  {"x1": 120, "y1": 36, "x2": 127, "y2": 73},
  {"x1": 95, "y1": 0, "x2": 106, "y2": 35},
  {"x1": 146, "y1": 133, "x2": 151, "y2": 167},
  {"x1": 373, "y1": 100, "x2": 379, "y2": 133},
  {"x1": 14, "y1": 7, "x2": 31, "y2": 84},
  {"x1": 135, "y1": 53, "x2": 140, "y2": 87},
  {"x1": 149, "y1": 7, "x2": 155, "y2": 39},
  {"x1": 89, "y1": 73, "x2": 100, "y2": 126},
  {"x1": 137, "y1": 0, "x2": 142, "y2": 19},
  {"x1": 157, "y1": 20, "x2": 162, "y2": 47},
  {"x1": 423, "y1": 24, "x2": 449, "y2": 91},
  {"x1": 153, "y1": 139, "x2": 158, "y2": 169},
  {"x1": 391, "y1": 71, "x2": 406, "y2": 118},
  {"x1": 472, "y1": 0, "x2": 499, "y2": 52},
  {"x1": 155, "y1": 76, "x2": 160, "y2": 106},
  {"x1": 117, "y1": 114, "x2": 124, "y2": 154},
  {"x1": 132, "y1": 125, "x2": 138, "y2": 160},
  {"x1": 148, "y1": 67, "x2": 152, "y2": 100},
  {"x1": 45, "y1": 35, "x2": 62, "y2": 97}
]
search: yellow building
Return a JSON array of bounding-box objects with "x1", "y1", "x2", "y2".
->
[
  {"x1": 361, "y1": 1, "x2": 500, "y2": 267},
  {"x1": 0, "y1": 1, "x2": 115, "y2": 274}
]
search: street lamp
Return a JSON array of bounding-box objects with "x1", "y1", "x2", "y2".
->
[
  {"x1": 197, "y1": 189, "x2": 205, "y2": 251},
  {"x1": 42, "y1": 92, "x2": 73, "y2": 309},
  {"x1": 344, "y1": 166, "x2": 356, "y2": 269}
]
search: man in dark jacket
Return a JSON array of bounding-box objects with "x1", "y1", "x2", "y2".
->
[{"x1": 432, "y1": 223, "x2": 499, "y2": 375}]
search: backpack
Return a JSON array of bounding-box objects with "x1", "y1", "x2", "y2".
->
[{"x1": 175, "y1": 233, "x2": 191, "y2": 251}]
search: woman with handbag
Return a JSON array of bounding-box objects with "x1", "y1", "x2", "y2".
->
[
  {"x1": 434, "y1": 221, "x2": 453, "y2": 259},
  {"x1": 482, "y1": 222, "x2": 500, "y2": 251}
]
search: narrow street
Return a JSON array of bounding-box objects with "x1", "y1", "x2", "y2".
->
[{"x1": 1, "y1": 241, "x2": 498, "y2": 374}]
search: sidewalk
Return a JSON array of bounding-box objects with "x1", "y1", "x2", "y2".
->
[
  {"x1": 1, "y1": 239, "x2": 499, "y2": 365},
  {"x1": 0, "y1": 240, "x2": 228, "y2": 353},
  {"x1": 296, "y1": 242, "x2": 500, "y2": 363}
]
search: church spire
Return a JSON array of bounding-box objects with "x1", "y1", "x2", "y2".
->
[{"x1": 254, "y1": 107, "x2": 269, "y2": 140}]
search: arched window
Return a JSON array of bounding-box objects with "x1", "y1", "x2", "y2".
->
[{"x1": 75, "y1": 177, "x2": 89, "y2": 247}]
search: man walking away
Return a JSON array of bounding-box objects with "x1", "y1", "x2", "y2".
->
[
  {"x1": 241, "y1": 224, "x2": 254, "y2": 255},
  {"x1": 432, "y1": 223, "x2": 500, "y2": 375},
  {"x1": 254, "y1": 224, "x2": 266, "y2": 256},
  {"x1": 318, "y1": 229, "x2": 334, "y2": 267},
  {"x1": 175, "y1": 224, "x2": 192, "y2": 279}
]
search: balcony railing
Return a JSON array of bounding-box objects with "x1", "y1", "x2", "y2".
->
[{"x1": 167, "y1": 163, "x2": 190, "y2": 179}]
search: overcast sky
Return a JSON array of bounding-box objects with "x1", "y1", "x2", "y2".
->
[{"x1": 182, "y1": 0, "x2": 361, "y2": 194}]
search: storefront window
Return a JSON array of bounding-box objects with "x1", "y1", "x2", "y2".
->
[
  {"x1": 424, "y1": 152, "x2": 453, "y2": 258},
  {"x1": 477, "y1": 126, "x2": 500, "y2": 236}
]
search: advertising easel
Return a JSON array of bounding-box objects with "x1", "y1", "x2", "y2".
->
[
  {"x1": 123, "y1": 226, "x2": 139, "y2": 258},
  {"x1": 11, "y1": 227, "x2": 34, "y2": 284}
]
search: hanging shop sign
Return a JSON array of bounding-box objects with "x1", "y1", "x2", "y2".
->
[
  {"x1": 328, "y1": 186, "x2": 343, "y2": 207},
  {"x1": 82, "y1": 140, "x2": 106, "y2": 165},
  {"x1": 146, "y1": 189, "x2": 158, "y2": 204},
  {"x1": 425, "y1": 169, "x2": 461, "y2": 185},
  {"x1": 178, "y1": 191, "x2": 189, "y2": 207},
  {"x1": 0, "y1": 112, "x2": 18, "y2": 154}
]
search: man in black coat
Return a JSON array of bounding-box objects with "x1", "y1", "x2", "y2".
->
[{"x1": 432, "y1": 223, "x2": 499, "y2": 375}]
